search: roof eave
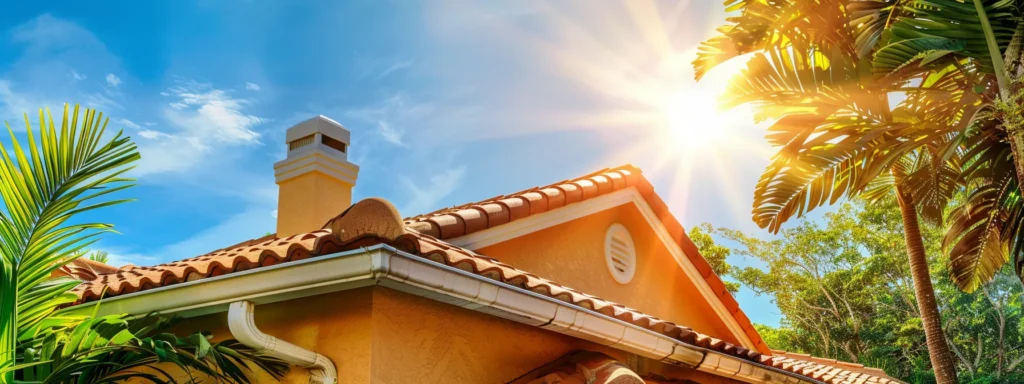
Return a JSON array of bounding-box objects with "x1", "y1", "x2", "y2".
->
[{"x1": 64, "y1": 245, "x2": 818, "y2": 384}]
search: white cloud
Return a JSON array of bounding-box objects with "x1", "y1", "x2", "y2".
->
[
  {"x1": 117, "y1": 118, "x2": 140, "y2": 129},
  {"x1": 105, "y1": 73, "x2": 121, "y2": 87},
  {"x1": 130, "y1": 81, "x2": 265, "y2": 176},
  {"x1": 85, "y1": 91, "x2": 121, "y2": 110},
  {"x1": 163, "y1": 82, "x2": 263, "y2": 144},
  {"x1": 345, "y1": 92, "x2": 434, "y2": 147},
  {"x1": 353, "y1": 56, "x2": 415, "y2": 80},
  {"x1": 245, "y1": 82, "x2": 260, "y2": 91},
  {"x1": 137, "y1": 129, "x2": 171, "y2": 139},
  {"x1": 377, "y1": 59, "x2": 414, "y2": 79},
  {"x1": 0, "y1": 80, "x2": 42, "y2": 121},
  {"x1": 376, "y1": 121, "x2": 407, "y2": 147},
  {"x1": 0, "y1": 15, "x2": 124, "y2": 122},
  {"x1": 271, "y1": 209, "x2": 278, "y2": 219},
  {"x1": 399, "y1": 166, "x2": 467, "y2": 215},
  {"x1": 12, "y1": 13, "x2": 105, "y2": 52}
]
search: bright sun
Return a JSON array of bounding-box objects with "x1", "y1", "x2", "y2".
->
[{"x1": 662, "y1": 89, "x2": 730, "y2": 153}]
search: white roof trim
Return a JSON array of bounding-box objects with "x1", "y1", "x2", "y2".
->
[
  {"x1": 445, "y1": 187, "x2": 758, "y2": 351},
  {"x1": 65, "y1": 245, "x2": 810, "y2": 384}
]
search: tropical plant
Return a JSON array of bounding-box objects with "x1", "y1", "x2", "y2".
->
[
  {"x1": 0, "y1": 105, "x2": 286, "y2": 383},
  {"x1": 695, "y1": 1, "x2": 974, "y2": 380},
  {"x1": 18, "y1": 314, "x2": 286, "y2": 383},
  {"x1": 86, "y1": 251, "x2": 109, "y2": 264},
  {"x1": 852, "y1": 0, "x2": 1024, "y2": 294}
]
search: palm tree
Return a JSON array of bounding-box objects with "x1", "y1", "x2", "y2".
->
[
  {"x1": 0, "y1": 105, "x2": 286, "y2": 383},
  {"x1": 694, "y1": 1, "x2": 971, "y2": 381},
  {"x1": 866, "y1": 0, "x2": 1024, "y2": 291}
]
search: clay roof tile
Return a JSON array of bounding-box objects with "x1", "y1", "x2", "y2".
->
[{"x1": 66, "y1": 165, "x2": 901, "y2": 384}]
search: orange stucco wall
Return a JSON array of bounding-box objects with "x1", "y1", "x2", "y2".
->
[
  {"x1": 172, "y1": 286, "x2": 741, "y2": 383},
  {"x1": 368, "y1": 287, "x2": 738, "y2": 384},
  {"x1": 179, "y1": 288, "x2": 374, "y2": 384},
  {"x1": 476, "y1": 203, "x2": 741, "y2": 345}
]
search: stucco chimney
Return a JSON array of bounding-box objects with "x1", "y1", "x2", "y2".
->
[{"x1": 274, "y1": 115, "x2": 360, "y2": 237}]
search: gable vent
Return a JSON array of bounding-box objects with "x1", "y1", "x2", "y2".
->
[{"x1": 604, "y1": 223, "x2": 636, "y2": 284}]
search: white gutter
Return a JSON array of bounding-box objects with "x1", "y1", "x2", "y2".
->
[
  {"x1": 227, "y1": 301, "x2": 337, "y2": 384},
  {"x1": 67, "y1": 245, "x2": 819, "y2": 384}
]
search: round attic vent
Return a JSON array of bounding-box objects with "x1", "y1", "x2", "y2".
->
[{"x1": 604, "y1": 223, "x2": 636, "y2": 284}]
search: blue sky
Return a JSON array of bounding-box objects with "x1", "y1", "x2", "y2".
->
[{"x1": 0, "y1": 1, "x2": 810, "y2": 326}]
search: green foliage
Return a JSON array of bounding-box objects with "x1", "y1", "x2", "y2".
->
[
  {"x1": 688, "y1": 224, "x2": 739, "y2": 293},
  {"x1": 708, "y1": 197, "x2": 1024, "y2": 382},
  {"x1": 698, "y1": 0, "x2": 1024, "y2": 295},
  {"x1": 0, "y1": 105, "x2": 140, "y2": 381},
  {"x1": 86, "y1": 251, "x2": 109, "y2": 264},
  {"x1": 17, "y1": 315, "x2": 288, "y2": 383},
  {"x1": 69, "y1": 250, "x2": 110, "y2": 264},
  {"x1": 0, "y1": 105, "x2": 287, "y2": 383}
]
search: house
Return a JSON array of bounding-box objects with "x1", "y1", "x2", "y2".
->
[{"x1": 65, "y1": 116, "x2": 902, "y2": 384}]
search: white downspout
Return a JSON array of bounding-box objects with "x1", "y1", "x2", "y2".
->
[{"x1": 227, "y1": 300, "x2": 338, "y2": 384}]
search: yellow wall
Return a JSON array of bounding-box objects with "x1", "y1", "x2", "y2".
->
[
  {"x1": 476, "y1": 203, "x2": 740, "y2": 345},
  {"x1": 368, "y1": 288, "x2": 737, "y2": 384},
  {"x1": 276, "y1": 171, "x2": 353, "y2": 237},
  {"x1": 172, "y1": 286, "x2": 741, "y2": 384},
  {"x1": 178, "y1": 288, "x2": 374, "y2": 384}
]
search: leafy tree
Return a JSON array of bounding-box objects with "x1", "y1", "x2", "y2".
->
[
  {"x1": 688, "y1": 223, "x2": 739, "y2": 293},
  {"x1": 0, "y1": 105, "x2": 287, "y2": 383},
  {"x1": 695, "y1": 1, "x2": 976, "y2": 379},
  {"x1": 703, "y1": 197, "x2": 1024, "y2": 382}
]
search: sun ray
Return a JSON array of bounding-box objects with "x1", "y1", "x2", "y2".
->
[{"x1": 431, "y1": 1, "x2": 772, "y2": 222}]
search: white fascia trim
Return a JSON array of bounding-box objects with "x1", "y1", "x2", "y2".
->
[
  {"x1": 445, "y1": 187, "x2": 758, "y2": 351},
  {"x1": 65, "y1": 246, "x2": 815, "y2": 384}
]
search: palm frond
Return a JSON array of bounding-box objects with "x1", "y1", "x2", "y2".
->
[
  {"x1": 847, "y1": 0, "x2": 907, "y2": 58},
  {"x1": 0, "y1": 105, "x2": 139, "y2": 381},
  {"x1": 943, "y1": 131, "x2": 1016, "y2": 292},
  {"x1": 14, "y1": 315, "x2": 288, "y2": 383},
  {"x1": 874, "y1": 0, "x2": 1019, "y2": 76},
  {"x1": 694, "y1": 0, "x2": 855, "y2": 80}
]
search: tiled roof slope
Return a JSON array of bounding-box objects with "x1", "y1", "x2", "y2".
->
[
  {"x1": 405, "y1": 165, "x2": 767, "y2": 355},
  {"x1": 72, "y1": 198, "x2": 764, "y2": 364},
  {"x1": 68, "y1": 166, "x2": 902, "y2": 383},
  {"x1": 764, "y1": 351, "x2": 901, "y2": 383},
  {"x1": 69, "y1": 198, "x2": 900, "y2": 384}
]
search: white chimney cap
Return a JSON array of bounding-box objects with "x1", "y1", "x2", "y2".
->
[{"x1": 285, "y1": 115, "x2": 350, "y2": 144}]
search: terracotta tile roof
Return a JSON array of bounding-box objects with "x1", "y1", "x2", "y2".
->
[
  {"x1": 71, "y1": 198, "x2": 764, "y2": 364},
  {"x1": 761, "y1": 351, "x2": 903, "y2": 384},
  {"x1": 71, "y1": 230, "x2": 345, "y2": 302},
  {"x1": 66, "y1": 167, "x2": 902, "y2": 383},
  {"x1": 56, "y1": 258, "x2": 120, "y2": 281},
  {"x1": 404, "y1": 165, "x2": 767, "y2": 355},
  {"x1": 73, "y1": 197, "x2": 769, "y2": 363}
]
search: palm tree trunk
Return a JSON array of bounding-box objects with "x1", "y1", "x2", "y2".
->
[
  {"x1": 1007, "y1": 133, "x2": 1024, "y2": 188},
  {"x1": 896, "y1": 185, "x2": 958, "y2": 383}
]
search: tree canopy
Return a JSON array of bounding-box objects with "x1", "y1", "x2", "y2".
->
[{"x1": 696, "y1": 197, "x2": 1024, "y2": 382}]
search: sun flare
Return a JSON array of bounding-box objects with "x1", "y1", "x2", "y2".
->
[{"x1": 663, "y1": 89, "x2": 731, "y2": 153}]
